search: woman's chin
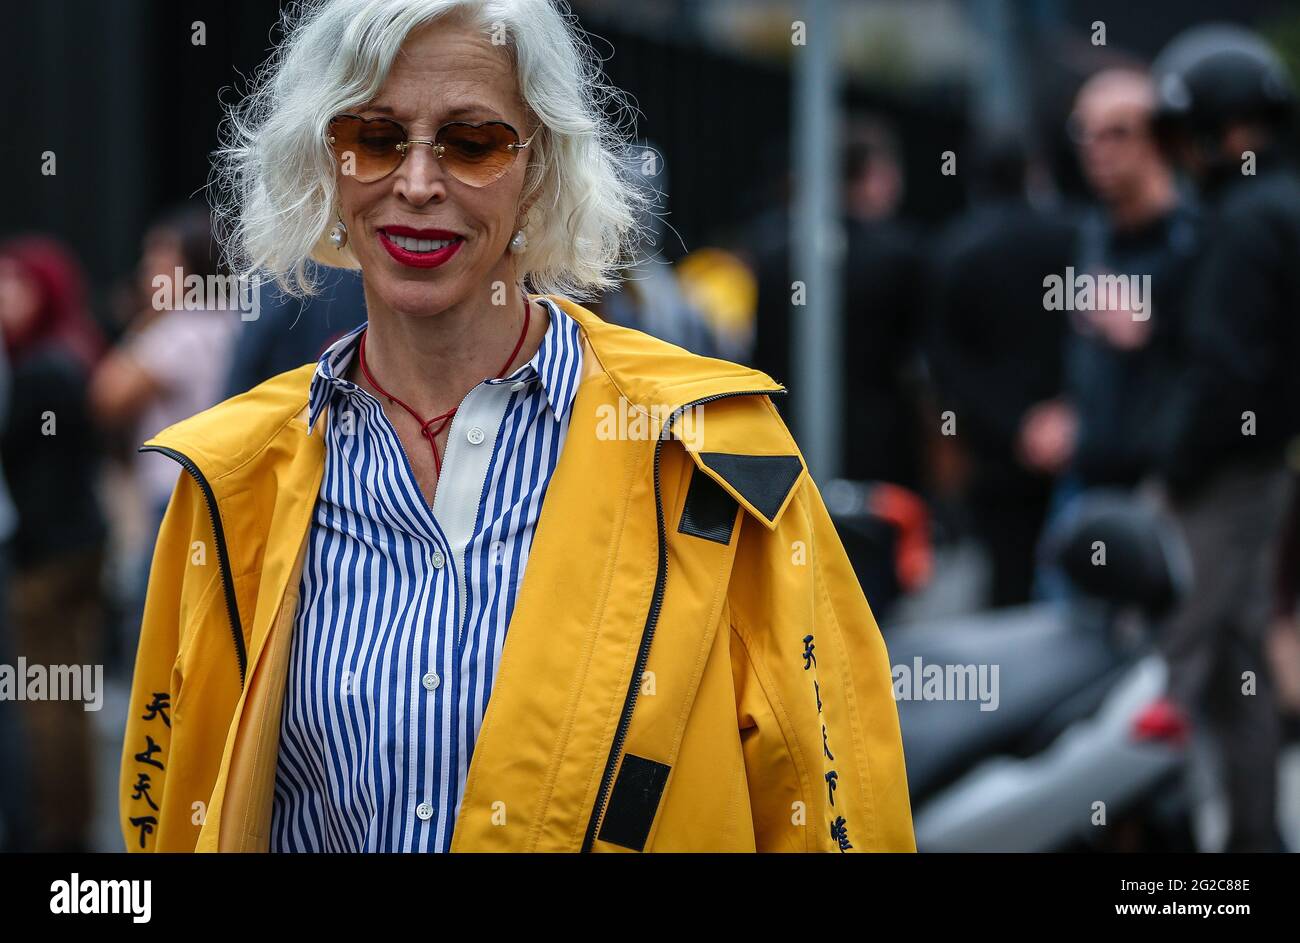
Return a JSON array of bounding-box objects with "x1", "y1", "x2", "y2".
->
[{"x1": 366, "y1": 276, "x2": 463, "y2": 318}]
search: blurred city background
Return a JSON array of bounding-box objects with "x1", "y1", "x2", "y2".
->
[{"x1": 3, "y1": 0, "x2": 1300, "y2": 852}]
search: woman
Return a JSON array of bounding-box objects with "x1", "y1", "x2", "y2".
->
[
  {"x1": 121, "y1": 0, "x2": 913, "y2": 853},
  {"x1": 0, "y1": 236, "x2": 107, "y2": 851}
]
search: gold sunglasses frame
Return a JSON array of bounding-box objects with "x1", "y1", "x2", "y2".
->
[{"x1": 327, "y1": 113, "x2": 536, "y2": 186}]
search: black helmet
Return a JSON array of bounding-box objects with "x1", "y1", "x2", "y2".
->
[
  {"x1": 1039, "y1": 491, "x2": 1192, "y2": 617},
  {"x1": 1152, "y1": 24, "x2": 1295, "y2": 136}
]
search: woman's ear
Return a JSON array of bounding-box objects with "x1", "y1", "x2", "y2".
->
[{"x1": 514, "y1": 191, "x2": 539, "y2": 234}]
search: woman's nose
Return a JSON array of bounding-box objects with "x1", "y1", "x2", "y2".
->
[{"x1": 392, "y1": 143, "x2": 448, "y2": 205}]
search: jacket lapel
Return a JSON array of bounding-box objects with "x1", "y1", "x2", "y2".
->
[
  {"x1": 450, "y1": 332, "x2": 659, "y2": 850},
  {"x1": 192, "y1": 405, "x2": 325, "y2": 851}
]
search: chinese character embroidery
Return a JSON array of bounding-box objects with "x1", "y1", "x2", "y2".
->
[
  {"x1": 129, "y1": 815, "x2": 158, "y2": 849},
  {"x1": 802, "y1": 631, "x2": 852, "y2": 849},
  {"x1": 131, "y1": 772, "x2": 159, "y2": 812},
  {"x1": 134, "y1": 735, "x2": 165, "y2": 771},
  {"x1": 830, "y1": 816, "x2": 852, "y2": 852},
  {"x1": 141, "y1": 692, "x2": 171, "y2": 728}
]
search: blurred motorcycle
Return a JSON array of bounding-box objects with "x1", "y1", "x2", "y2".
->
[{"x1": 828, "y1": 485, "x2": 1197, "y2": 851}]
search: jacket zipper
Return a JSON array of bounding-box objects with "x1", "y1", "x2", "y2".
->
[
  {"x1": 139, "y1": 445, "x2": 247, "y2": 689},
  {"x1": 580, "y1": 386, "x2": 787, "y2": 852}
]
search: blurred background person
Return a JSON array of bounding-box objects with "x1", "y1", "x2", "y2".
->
[
  {"x1": 836, "y1": 118, "x2": 927, "y2": 489},
  {"x1": 90, "y1": 205, "x2": 240, "y2": 669},
  {"x1": 0, "y1": 236, "x2": 107, "y2": 852},
  {"x1": 1150, "y1": 23, "x2": 1300, "y2": 852},
  {"x1": 749, "y1": 115, "x2": 925, "y2": 488},
  {"x1": 1056, "y1": 68, "x2": 1200, "y2": 494},
  {"x1": 925, "y1": 136, "x2": 1079, "y2": 607}
]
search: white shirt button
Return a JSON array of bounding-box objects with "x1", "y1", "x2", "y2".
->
[
  {"x1": 429, "y1": 549, "x2": 445, "y2": 569},
  {"x1": 416, "y1": 802, "x2": 434, "y2": 821},
  {"x1": 467, "y1": 426, "x2": 485, "y2": 445},
  {"x1": 510, "y1": 381, "x2": 526, "y2": 392},
  {"x1": 421, "y1": 672, "x2": 440, "y2": 691}
]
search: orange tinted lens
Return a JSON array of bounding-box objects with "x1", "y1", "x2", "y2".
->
[
  {"x1": 329, "y1": 116, "x2": 404, "y2": 182},
  {"x1": 437, "y1": 123, "x2": 518, "y2": 187}
]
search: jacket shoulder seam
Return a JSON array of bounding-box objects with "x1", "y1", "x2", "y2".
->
[
  {"x1": 211, "y1": 406, "x2": 305, "y2": 484},
  {"x1": 148, "y1": 366, "x2": 314, "y2": 480}
]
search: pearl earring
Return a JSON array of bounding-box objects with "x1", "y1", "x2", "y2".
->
[
  {"x1": 509, "y1": 229, "x2": 528, "y2": 254},
  {"x1": 328, "y1": 216, "x2": 348, "y2": 250}
]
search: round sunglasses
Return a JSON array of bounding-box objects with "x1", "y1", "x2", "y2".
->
[{"x1": 327, "y1": 113, "x2": 535, "y2": 188}]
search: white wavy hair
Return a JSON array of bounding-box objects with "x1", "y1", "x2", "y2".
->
[{"x1": 212, "y1": 0, "x2": 652, "y2": 299}]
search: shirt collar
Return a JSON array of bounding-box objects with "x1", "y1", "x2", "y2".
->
[{"x1": 306, "y1": 297, "x2": 583, "y2": 434}]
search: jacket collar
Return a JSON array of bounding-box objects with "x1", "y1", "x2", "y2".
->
[
  {"x1": 305, "y1": 296, "x2": 585, "y2": 433},
  {"x1": 141, "y1": 293, "x2": 795, "y2": 526},
  {"x1": 550, "y1": 298, "x2": 805, "y2": 527},
  {"x1": 548, "y1": 295, "x2": 784, "y2": 411}
]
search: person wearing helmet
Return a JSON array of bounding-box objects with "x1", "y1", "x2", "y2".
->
[{"x1": 1150, "y1": 24, "x2": 1300, "y2": 853}]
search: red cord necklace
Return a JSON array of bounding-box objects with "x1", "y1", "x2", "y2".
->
[{"x1": 356, "y1": 291, "x2": 532, "y2": 477}]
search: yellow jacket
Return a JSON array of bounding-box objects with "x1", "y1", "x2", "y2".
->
[{"x1": 120, "y1": 295, "x2": 914, "y2": 852}]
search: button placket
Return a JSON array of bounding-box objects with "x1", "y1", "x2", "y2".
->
[
  {"x1": 431, "y1": 381, "x2": 516, "y2": 654},
  {"x1": 421, "y1": 532, "x2": 450, "y2": 702},
  {"x1": 415, "y1": 529, "x2": 449, "y2": 836}
]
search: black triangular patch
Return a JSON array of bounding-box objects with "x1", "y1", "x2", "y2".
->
[{"x1": 697, "y1": 453, "x2": 803, "y2": 522}]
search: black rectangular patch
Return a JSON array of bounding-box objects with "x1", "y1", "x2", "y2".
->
[
  {"x1": 597, "y1": 754, "x2": 672, "y2": 851},
  {"x1": 677, "y1": 466, "x2": 739, "y2": 544}
]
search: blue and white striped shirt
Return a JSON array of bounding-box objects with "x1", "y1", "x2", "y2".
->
[{"x1": 270, "y1": 298, "x2": 584, "y2": 852}]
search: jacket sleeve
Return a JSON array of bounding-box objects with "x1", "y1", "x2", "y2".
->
[
  {"x1": 119, "y1": 468, "x2": 200, "y2": 851},
  {"x1": 1157, "y1": 199, "x2": 1286, "y2": 493},
  {"x1": 728, "y1": 475, "x2": 915, "y2": 852}
]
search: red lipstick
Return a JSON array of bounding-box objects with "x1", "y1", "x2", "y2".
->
[{"x1": 378, "y1": 226, "x2": 464, "y2": 269}]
